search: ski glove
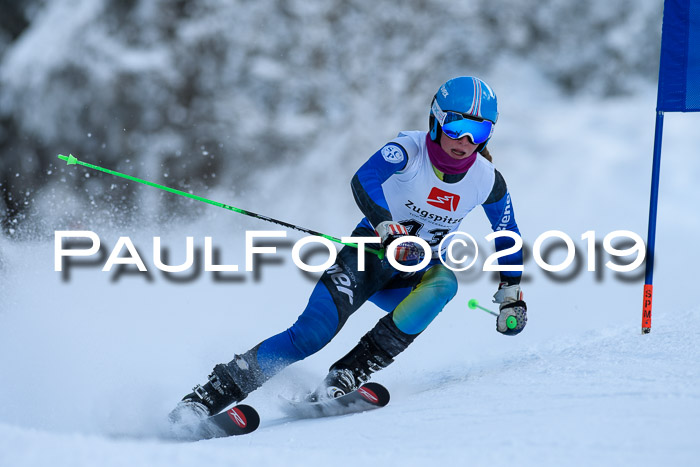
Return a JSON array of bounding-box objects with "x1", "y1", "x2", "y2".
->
[
  {"x1": 375, "y1": 221, "x2": 408, "y2": 246},
  {"x1": 375, "y1": 221, "x2": 424, "y2": 266},
  {"x1": 493, "y1": 283, "x2": 527, "y2": 336}
]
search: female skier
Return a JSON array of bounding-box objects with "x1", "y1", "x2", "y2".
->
[{"x1": 171, "y1": 76, "x2": 527, "y2": 420}]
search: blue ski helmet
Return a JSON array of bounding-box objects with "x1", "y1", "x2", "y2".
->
[{"x1": 429, "y1": 76, "x2": 498, "y2": 152}]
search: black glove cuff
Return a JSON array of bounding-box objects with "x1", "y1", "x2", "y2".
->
[{"x1": 500, "y1": 299, "x2": 527, "y2": 312}]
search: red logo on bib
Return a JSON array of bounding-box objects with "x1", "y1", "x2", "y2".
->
[{"x1": 427, "y1": 187, "x2": 460, "y2": 211}]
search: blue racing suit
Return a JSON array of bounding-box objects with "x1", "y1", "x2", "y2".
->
[{"x1": 246, "y1": 132, "x2": 523, "y2": 381}]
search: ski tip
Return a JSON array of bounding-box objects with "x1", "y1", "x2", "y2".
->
[
  {"x1": 57, "y1": 154, "x2": 78, "y2": 165},
  {"x1": 228, "y1": 404, "x2": 260, "y2": 434},
  {"x1": 358, "y1": 382, "x2": 390, "y2": 407}
]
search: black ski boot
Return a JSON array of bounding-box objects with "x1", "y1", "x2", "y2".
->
[
  {"x1": 312, "y1": 313, "x2": 418, "y2": 400},
  {"x1": 169, "y1": 351, "x2": 267, "y2": 424},
  {"x1": 314, "y1": 368, "x2": 358, "y2": 400}
]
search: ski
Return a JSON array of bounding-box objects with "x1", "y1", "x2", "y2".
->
[
  {"x1": 281, "y1": 382, "x2": 390, "y2": 419},
  {"x1": 173, "y1": 404, "x2": 260, "y2": 440},
  {"x1": 200, "y1": 404, "x2": 260, "y2": 438}
]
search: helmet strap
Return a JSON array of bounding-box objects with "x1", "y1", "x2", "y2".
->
[{"x1": 429, "y1": 114, "x2": 441, "y2": 142}]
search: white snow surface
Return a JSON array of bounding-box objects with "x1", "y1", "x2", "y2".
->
[{"x1": 2, "y1": 79, "x2": 700, "y2": 465}]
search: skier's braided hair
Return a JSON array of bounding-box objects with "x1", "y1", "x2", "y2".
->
[{"x1": 480, "y1": 147, "x2": 493, "y2": 162}]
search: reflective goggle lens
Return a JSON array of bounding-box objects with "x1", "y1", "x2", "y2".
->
[{"x1": 441, "y1": 113, "x2": 493, "y2": 144}]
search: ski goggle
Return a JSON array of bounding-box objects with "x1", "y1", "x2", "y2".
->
[{"x1": 432, "y1": 100, "x2": 494, "y2": 144}]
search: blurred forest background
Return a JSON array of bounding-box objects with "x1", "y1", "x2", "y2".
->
[{"x1": 0, "y1": 0, "x2": 662, "y2": 237}]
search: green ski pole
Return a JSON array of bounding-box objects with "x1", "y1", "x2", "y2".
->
[
  {"x1": 468, "y1": 298, "x2": 518, "y2": 330},
  {"x1": 57, "y1": 154, "x2": 384, "y2": 259}
]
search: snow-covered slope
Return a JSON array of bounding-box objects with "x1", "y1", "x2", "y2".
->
[{"x1": 0, "y1": 296, "x2": 696, "y2": 467}]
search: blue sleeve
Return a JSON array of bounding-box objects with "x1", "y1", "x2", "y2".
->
[
  {"x1": 482, "y1": 172, "x2": 523, "y2": 284},
  {"x1": 351, "y1": 142, "x2": 408, "y2": 228}
]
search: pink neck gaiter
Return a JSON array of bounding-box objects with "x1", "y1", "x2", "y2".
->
[{"x1": 426, "y1": 133, "x2": 476, "y2": 175}]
